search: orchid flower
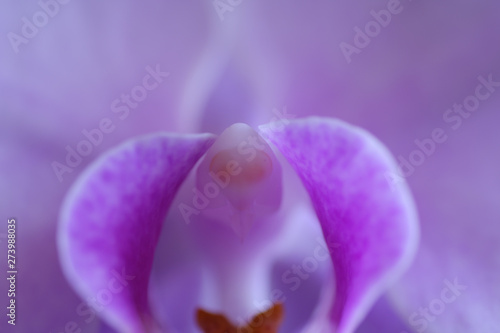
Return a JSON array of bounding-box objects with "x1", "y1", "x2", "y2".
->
[
  {"x1": 57, "y1": 119, "x2": 418, "y2": 333},
  {"x1": 2, "y1": 0, "x2": 500, "y2": 333}
]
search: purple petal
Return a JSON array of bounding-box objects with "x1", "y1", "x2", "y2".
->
[
  {"x1": 58, "y1": 132, "x2": 215, "y2": 332},
  {"x1": 260, "y1": 117, "x2": 419, "y2": 333}
]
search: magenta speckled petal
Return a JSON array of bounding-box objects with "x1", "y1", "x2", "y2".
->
[
  {"x1": 58, "y1": 132, "x2": 215, "y2": 333},
  {"x1": 260, "y1": 117, "x2": 419, "y2": 333}
]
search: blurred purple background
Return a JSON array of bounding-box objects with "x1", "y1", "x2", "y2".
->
[{"x1": 1, "y1": 0, "x2": 499, "y2": 332}]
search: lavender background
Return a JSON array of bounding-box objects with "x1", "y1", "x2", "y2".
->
[{"x1": 1, "y1": 0, "x2": 499, "y2": 332}]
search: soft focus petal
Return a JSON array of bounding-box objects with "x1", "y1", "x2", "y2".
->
[
  {"x1": 260, "y1": 117, "x2": 419, "y2": 333},
  {"x1": 58, "y1": 132, "x2": 215, "y2": 332}
]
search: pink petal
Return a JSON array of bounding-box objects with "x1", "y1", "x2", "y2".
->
[
  {"x1": 260, "y1": 117, "x2": 419, "y2": 333},
  {"x1": 58, "y1": 132, "x2": 215, "y2": 332}
]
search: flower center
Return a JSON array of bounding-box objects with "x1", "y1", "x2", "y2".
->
[
  {"x1": 196, "y1": 303, "x2": 284, "y2": 333},
  {"x1": 195, "y1": 123, "x2": 283, "y2": 239}
]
